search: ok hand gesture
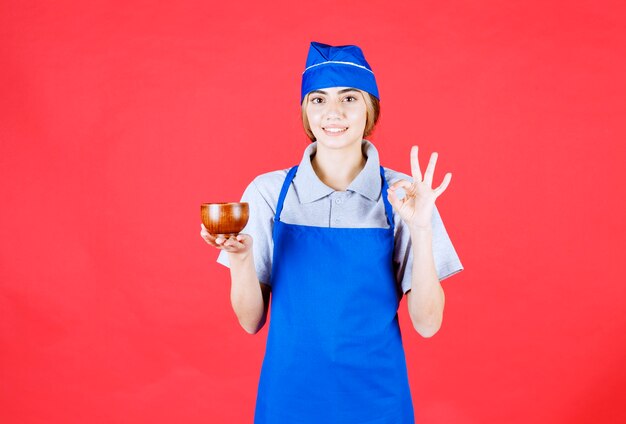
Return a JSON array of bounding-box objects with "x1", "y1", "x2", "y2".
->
[{"x1": 387, "y1": 146, "x2": 452, "y2": 231}]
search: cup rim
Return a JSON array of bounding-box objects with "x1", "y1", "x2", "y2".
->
[{"x1": 201, "y1": 202, "x2": 248, "y2": 207}]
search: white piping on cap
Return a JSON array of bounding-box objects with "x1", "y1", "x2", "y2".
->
[{"x1": 302, "y1": 60, "x2": 374, "y2": 75}]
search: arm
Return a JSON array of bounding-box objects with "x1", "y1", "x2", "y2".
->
[
  {"x1": 387, "y1": 145, "x2": 452, "y2": 338},
  {"x1": 405, "y1": 226, "x2": 445, "y2": 338},
  {"x1": 201, "y1": 227, "x2": 271, "y2": 334},
  {"x1": 225, "y1": 242, "x2": 271, "y2": 335}
]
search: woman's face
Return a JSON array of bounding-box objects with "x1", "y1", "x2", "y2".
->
[{"x1": 305, "y1": 87, "x2": 367, "y2": 150}]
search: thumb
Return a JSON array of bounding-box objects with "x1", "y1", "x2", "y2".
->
[{"x1": 236, "y1": 233, "x2": 253, "y2": 245}]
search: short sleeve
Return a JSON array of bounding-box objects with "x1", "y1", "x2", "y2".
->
[
  {"x1": 394, "y1": 205, "x2": 464, "y2": 294},
  {"x1": 216, "y1": 179, "x2": 275, "y2": 286}
]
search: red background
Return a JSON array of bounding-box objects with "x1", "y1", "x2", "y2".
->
[{"x1": 2, "y1": 1, "x2": 625, "y2": 423}]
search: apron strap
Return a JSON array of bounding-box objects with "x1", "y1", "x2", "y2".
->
[
  {"x1": 275, "y1": 165, "x2": 299, "y2": 222},
  {"x1": 379, "y1": 166, "x2": 395, "y2": 231},
  {"x1": 275, "y1": 164, "x2": 395, "y2": 231}
]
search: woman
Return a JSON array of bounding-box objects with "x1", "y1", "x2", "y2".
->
[{"x1": 201, "y1": 41, "x2": 463, "y2": 424}]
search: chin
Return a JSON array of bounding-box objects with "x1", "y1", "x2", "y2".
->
[{"x1": 314, "y1": 133, "x2": 363, "y2": 149}]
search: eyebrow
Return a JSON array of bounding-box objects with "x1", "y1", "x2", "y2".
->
[{"x1": 309, "y1": 88, "x2": 360, "y2": 95}]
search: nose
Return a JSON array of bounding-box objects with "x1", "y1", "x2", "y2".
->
[{"x1": 324, "y1": 100, "x2": 343, "y2": 119}]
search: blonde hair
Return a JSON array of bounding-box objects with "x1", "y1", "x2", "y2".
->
[{"x1": 301, "y1": 89, "x2": 380, "y2": 142}]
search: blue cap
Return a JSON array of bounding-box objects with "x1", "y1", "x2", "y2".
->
[{"x1": 301, "y1": 41, "x2": 379, "y2": 104}]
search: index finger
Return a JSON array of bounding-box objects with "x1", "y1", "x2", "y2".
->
[{"x1": 200, "y1": 226, "x2": 217, "y2": 241}]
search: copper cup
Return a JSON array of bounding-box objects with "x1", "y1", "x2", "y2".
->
[{"x1": 200, "y1": 202, "x2": 249, "y2": 237}]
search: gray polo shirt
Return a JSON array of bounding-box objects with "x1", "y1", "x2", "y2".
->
[{"x1": 217, "y1": 140, "x2": 463, "y2": 294}]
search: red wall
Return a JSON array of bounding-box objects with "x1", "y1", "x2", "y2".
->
[{"x1": 2, "y1": 1, "x2": 625, "y2": 423}]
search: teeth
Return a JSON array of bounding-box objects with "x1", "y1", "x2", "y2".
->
[{"x1": 324, "y1": 128, "x2": 347, "y2": 133}]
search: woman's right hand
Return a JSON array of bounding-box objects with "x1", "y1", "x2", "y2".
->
[{"x1": 200, "y1": 223, "x2": 253, "y2": 255}]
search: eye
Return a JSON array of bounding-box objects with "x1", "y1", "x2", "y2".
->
[
  {"x1": 310, "y1": 97, "x2": 324, "y2": 104},
  {"x1": 343, "y1": 95, "x2": 358, "y2": 102}
]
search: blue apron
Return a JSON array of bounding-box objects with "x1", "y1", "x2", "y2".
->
[{"x1": 254, "y1": 165, "x2": 414, "y2": 424}]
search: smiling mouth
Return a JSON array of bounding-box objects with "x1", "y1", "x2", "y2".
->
[{"x1": 323, "y1": 127, "x2": 348, "y2": 133}]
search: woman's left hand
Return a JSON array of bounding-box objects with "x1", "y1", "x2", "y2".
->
[{"x1": 387, "y1": 145, "x2": 452, "y2": 231}]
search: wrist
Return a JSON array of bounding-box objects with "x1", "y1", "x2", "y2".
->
[
  {"x1": 227, "y1": 249, "x2": 252, "y2": 263},
  {"x1": 409, "y1": 224, "x2": 433, "y2": 236}
]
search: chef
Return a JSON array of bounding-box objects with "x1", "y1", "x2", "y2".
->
[{"x1": 201, "y1": 41, "x2": 464, "y2": 423}]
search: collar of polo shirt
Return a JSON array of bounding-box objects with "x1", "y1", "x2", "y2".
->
[{"x1": 293, "y1": 139, "x2": 383, "y2": 204}]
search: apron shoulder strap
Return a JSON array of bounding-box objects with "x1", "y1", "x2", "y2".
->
[
  {"x1": 379, "y1": 166, "x2": 395, "y2": 231},
  {"x1": 275, "y1": 165, "x2": 299, "y2": 222}
]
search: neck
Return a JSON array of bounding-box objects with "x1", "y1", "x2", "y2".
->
[{"x1": 311, "y1": 140, "x2": 366, "y2": 191}]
